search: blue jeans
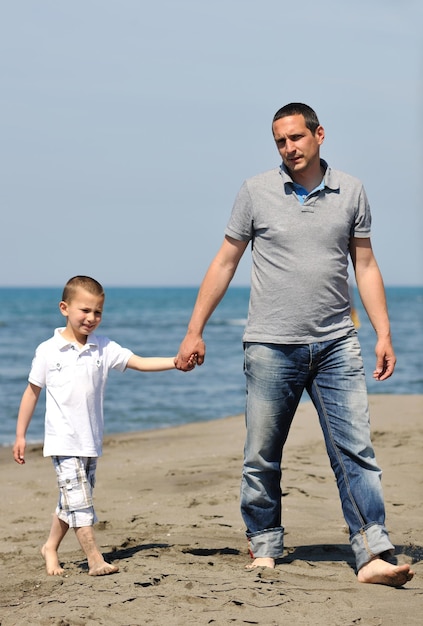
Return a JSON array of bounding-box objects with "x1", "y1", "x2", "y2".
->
[{"x1": 241, "y1": 335, "x2": 394, "y2": 571}]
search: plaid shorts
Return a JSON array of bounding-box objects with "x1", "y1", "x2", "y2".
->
[{"x1": 52, "y1": 456, "x2": 98, "y2": 528}]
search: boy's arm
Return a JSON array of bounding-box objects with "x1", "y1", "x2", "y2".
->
[
  {"x1": 126, "y1": 354, "x2": 196, "y2": 372},
  {"x1": 13, "y1": 383, "x2": 42, "y2": 464}
]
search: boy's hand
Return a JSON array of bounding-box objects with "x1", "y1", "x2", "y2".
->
[
  {"x1": 13, "y1": 437, "x2": 26, "y2": 464},
  {"x1": 187, "y1": 353, "x2": 197, "y2": 368}
]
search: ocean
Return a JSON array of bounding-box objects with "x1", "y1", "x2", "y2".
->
[{"x1": 1, "y1": 286, "x2": 422, "y2": 447}]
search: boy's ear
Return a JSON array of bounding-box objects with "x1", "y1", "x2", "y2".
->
[{"x1": 59, "y1": 301, "x2": 68, "y2": 317}]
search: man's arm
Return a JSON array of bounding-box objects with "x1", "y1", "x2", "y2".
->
[
  {"x1": 175, "y1": 235, "x2": 248, "y2": 371},
  {"x1": 350, "y1": 237, "x2": 396, "y2": 380}
]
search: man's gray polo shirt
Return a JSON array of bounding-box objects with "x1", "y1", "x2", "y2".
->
[{"x1": 225, "y1": 161, "x2": 371, "y2": 344}]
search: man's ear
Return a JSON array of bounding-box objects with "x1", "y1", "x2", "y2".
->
[{"x1": 316, "y1": 125, "x2": 325, "y2": 145}]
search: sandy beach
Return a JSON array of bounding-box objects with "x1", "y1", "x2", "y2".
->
[{"x1": 1, "y1": 394, "x2": 422, "y2": 625}]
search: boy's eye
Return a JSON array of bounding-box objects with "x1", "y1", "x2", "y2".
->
[{"x1": 80, "y1": 308, "x2": 102, "y2": 315}]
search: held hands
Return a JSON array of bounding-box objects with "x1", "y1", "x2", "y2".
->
[
  {"x1": 174, "y1": 352, "x2": 198, "y2": 371},
  {"x1": 175, "y1": 335, "x2": 206, "y2": 371}
]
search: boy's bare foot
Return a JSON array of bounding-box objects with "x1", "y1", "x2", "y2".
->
[
  {"x1": 88, "y1": 561, "x2": 119, "y2": 576},
  {"x1": 41, "y1": 544, "x2": 64, "y2": 576},
  {"x1": 245, "y1": 557, "x2": 275, "y2": 570},
  {"x1": 357, "y1": 557, "x2": 414, "y2": 587}
]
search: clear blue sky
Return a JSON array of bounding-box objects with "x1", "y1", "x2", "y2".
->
[{"x1": 1, "y1": 0, "x2": 422, "y2": 286}]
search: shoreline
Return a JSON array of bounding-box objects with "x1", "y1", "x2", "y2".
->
[
  {"x1": 2, "y1": 392, "x2": 422, "y2": 452},
  {"x1": 1, "y1": 395, "x2": 422, "y2": 625}
]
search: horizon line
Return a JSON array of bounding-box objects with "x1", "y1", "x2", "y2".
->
[{"x1": 0, "y1": 283, "x2": 422, "y2": 289}]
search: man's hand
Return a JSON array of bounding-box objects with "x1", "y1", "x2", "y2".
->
[{"x1": 373, "y1": 338, "x2": 396, "y2": 381}]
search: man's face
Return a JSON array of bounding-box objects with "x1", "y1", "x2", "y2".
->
[{"x1": 272, "y1": 114, "x2": 324, "y2": 176}]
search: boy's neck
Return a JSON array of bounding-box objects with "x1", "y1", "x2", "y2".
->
[{"x1": 60, "y1": 327, "x2": 88, "y2": 347}]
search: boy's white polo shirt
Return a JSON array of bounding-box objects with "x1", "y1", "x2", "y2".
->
[{"x1": 28, "y1": 328, "x2": 133, "y2": 458}]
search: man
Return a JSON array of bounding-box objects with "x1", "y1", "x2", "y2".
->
[{"x1": 176, "y1": 103, "x2": 414, "y2": 586}]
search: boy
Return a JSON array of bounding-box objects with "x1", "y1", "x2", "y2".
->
[{"x1": 13, "y1": 275, "x2": 196, "y2": 576}]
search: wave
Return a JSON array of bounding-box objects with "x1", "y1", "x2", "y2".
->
[{"x1": 209, "y1": 318, "x2": 247, "y2": 327}]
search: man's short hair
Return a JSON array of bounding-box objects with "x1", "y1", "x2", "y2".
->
[{"x1": 273, "y1": 103, "x2": 320, "y2": 133}]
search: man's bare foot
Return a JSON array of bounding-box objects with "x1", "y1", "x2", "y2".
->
[
  {"x1": 41, "y1": 544, "x2": 64, "y2": 576},
  {"x1": 245, "y1": 557, "x2": 275, "y2": 570},
  {"x1": 88, "y1": 561, "x2": 119, "y2": 576},
  {"x1": 357, "y1": 557, "x2": 414, "y2": 587}
]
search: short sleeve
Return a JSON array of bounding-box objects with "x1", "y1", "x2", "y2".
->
[
  {"x1": 225, "y1": 181, "x2": 255, "y2": 242},
  {"x1": 352, "y1": 185, "x2": 372, "y2": 238}
]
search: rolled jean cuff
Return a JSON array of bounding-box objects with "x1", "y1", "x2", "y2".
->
[
  {"x1": 351, "y1": 523, "x2": 395, "y2": 572},
  {"x1": 247, "y1": 527, "x2": 284, "y2": 558}
]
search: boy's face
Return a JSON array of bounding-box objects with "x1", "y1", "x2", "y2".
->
[{"x1": 59, "y1": 287, "x2": 104, "y2": 341}]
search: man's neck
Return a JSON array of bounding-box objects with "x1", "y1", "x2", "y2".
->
[{"x1": 289, "y1": 163, "x2": 324, "y2": 193}]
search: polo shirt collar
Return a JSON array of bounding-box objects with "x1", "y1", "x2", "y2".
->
[
  {"x1": 53, "y1": 327, "x2": 98, "y2": 351},
  {"x1": 279, "y1": 159, "x2": 340, "y2": 192}
]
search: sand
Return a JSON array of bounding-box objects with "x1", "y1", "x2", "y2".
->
[{"x1": 1, "y1": 394, "x2": 422, "y2": 626}]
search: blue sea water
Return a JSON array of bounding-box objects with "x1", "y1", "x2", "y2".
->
[{"x1": 1, "y1": 286, "x2": 422, "y2": 447}]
